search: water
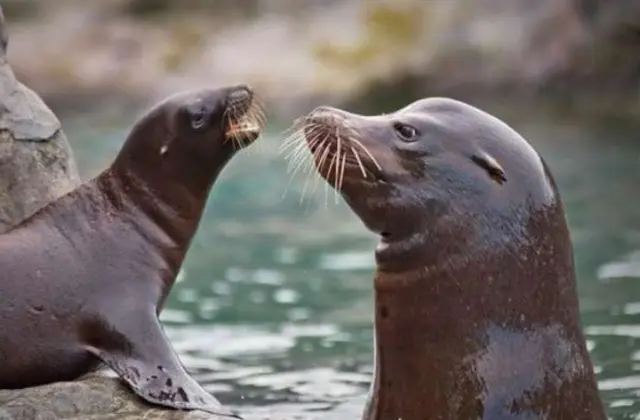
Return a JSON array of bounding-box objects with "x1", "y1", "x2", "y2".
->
[{"x1": 62, "y1": 103, "x2": 640, "y2": 419}]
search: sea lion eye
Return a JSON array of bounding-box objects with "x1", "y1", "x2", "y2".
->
[
  {"x1": 393, "y1": 123, "x2": 418, "y2": 142},
  {"x1": 189, "y1": 105, "x2": 208, "y2": 131}
]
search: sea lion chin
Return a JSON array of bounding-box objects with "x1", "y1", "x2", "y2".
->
[
  {"x1": 290, "y1": 98, "x2": 607, "y2": 420},
  {"x1": 0, "y1": 84, "x2": 266, "y2": 419}
]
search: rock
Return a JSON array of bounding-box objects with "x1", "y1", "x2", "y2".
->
[
  {"x1": 0, "y1": 4, "x2": 80, "y2": 233},
  {"x1": 0, "y1": 8, "x2": 224, "y2": 420},
  {"x1": 0, "y1": 373, "x2": 217, "y2": 420}
]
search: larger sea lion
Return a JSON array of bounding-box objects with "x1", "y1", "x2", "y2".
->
[
  {"x1": 0, "y1": 84, "x2": 265, "y2": 419},
  {"x1": 286, "y1": 98, "x2": 607, "y2": 419}
]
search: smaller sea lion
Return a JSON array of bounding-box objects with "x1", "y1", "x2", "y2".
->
[
  {"x1": 285, "y1": 98, "x2": 607, "y2": 419},
  {"x1": 0, "y1": 84, "x2": 266, "y2": 418}
]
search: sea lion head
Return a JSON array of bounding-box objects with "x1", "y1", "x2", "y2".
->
[
  {"x1": 113, "y1": 84, "x2": 265, "y2": 198},
  {"x1": 294, "y1": 98, "x2": 557, "y2": 272}
]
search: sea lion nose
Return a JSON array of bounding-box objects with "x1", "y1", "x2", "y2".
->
[{"x1": 227, "y1": 85, "x2": 252, "y2": 104}]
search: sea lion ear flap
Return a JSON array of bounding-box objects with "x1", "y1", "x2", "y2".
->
[{"x1": 470, "y1": 152, "x2": 507, "y2": 185}]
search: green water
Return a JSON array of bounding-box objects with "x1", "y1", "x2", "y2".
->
[{"x1": 62, "y1": 104, "x2": 640, "y2": 419}]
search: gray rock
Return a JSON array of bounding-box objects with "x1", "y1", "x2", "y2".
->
[
  {"x1": 0, "y1": 373, "x2": 218, "y2": 420},
  {"x1": 0, "y1": 7, "x2": 225, "y2": 420},
  {"x1": 0, "y1": 4, "x2": 80, "y2": 233}
]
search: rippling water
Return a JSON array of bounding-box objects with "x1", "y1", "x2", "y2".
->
[{"x1": 63, "y1": 103, "x2": 640, "y2": 419}]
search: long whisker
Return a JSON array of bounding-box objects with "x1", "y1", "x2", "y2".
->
[
  {"x1": 282, "y1": 129, "x2": 329, "y2": 204},
  {"x1": 325, "y1": 150, "x2": 338, "y2": 202},
  {"x1": 298, "y1": 135, "x2": 325, "y2": 177},
  {"x1": 279, "y1": 120, "x2": 319, "y2": 204},
  {"x1": 350, "y1": 146, "x2": 368, "y2": 179},
  {"x1": 280, "y1": 117, "x2": 305, "y2": 139},
  {"x1": 316, "y1": 139, "x2": 332, "y2": 176},
  {"x1": 284, "y1": 134, "x2": 313, "y2": 165},
  {"x1": 286, "y1": 130, "x2": 322, "y2": 174},
  {"x1": 279, "y1": 132, "x2": 310, "y2": 160},
  {"x1": 338, "y1": 153, "x2": 347, "y2": 194},
  {"x1": 282, "y1": 125, "x2": 321, "y2": 157},
  {"x1": 308, "y1": 138, "x2": 328, "y2": 198},
  {"x1": 280, "y1": 149, "x2": 307, "y2": 202},
  {"x1": 299, "y1": 134, "x2": 329, "y2": 204},
  {"x1": 287, "y1": 145, "x2": 313, "y2": 180},
  {"x1": 334, "y1": 130, "x2": 342, "y2": 203},
  {"x1": 350, "y1": 137, "x2": 382, "y2": 171},
  {"x1": 279, "y1": 123, "x2": 321, "y2": 154},
  {"x1": 302, "y1": 135, "x2": 334, "y2": 205},
  {"x1": 338, "y1": 119, "x2": 381, "y2": 172},
  {"x1": 283, "y1": 150, "x2": 314, "y2": 203}
]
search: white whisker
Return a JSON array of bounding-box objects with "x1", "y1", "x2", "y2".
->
[
  {"x1": 338, "y1": 153, "x2": 347, "y2": 193},
  {"x1": 286, "y1": 131, "x2": 322, "y2": 174},
  {"x1": 350, "y1": 137, "x2": 382, "y2": 171},
  {"x1": 350, "y1": 146, "x2": 368, "y2": 178}
]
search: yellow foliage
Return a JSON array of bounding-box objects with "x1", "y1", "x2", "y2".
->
[
  {"x1": 313, "y1": 2, "x2": 428, "y2": 72},
  {"x1": 161, "y1": 22, "x2": 206, "y2": 72},
  {"x1": 364, "y1": 3, "x2": 425, "y2": 46}
]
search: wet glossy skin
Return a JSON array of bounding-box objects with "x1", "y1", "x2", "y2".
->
[
  {"x1": 0, "y1": 85, "x2": 261, "y2": 418},
  {"x1": 301, "y1": 98, "x2": 607, "y2": 419}
]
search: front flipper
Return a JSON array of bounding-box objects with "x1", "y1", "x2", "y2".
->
[{"x1": 82, "y1": 314, "x2": 241, "y2": 419}]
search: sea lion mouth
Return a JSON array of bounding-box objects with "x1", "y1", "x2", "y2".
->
[
  {"x1": 226, "y1": 116, "x2": 262, "y2": 140},
  {"x1": 224, "y1": 90, "x2": 266, "y2": 147}
]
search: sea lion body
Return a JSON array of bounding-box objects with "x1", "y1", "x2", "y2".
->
[
  {"x1": 0, "y1": 85, "x2": 265, "y2": 418},
  {"x1": 0, "y1": 177, "x2": 172, "y2": 385},
  {"x1": 292, "y1": 98, "x2": 607, "y2": 419}
]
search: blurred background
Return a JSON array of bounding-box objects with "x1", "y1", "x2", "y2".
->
[{"x1": 4, "y1": 0, "x2": 640, "y2": 418}]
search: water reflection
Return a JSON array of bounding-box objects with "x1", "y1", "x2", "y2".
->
[{"x1": 63, "y1": 105, "x2": 640, "y2": 419}]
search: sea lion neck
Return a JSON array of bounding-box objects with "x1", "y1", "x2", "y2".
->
[
  {"x1": 373, "y1": 212, "x2": 467, "y2": 274},
  {"x1": 365, "y1": 202, "x2": 603, "y2": 419},
  {"x1": 105, "y1": 164, "x2": 214, "y2": 251}
]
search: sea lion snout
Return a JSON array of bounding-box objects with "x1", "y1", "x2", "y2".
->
[
  {"x1": 226, "y1": 85, "x2": 253, "y2": 106},
  {"x1": 223, "y1": 85, "x2": 264, "y2": 145},
  {"x1": 299, "y1": 107, "x2": 391, "y2": 187}
]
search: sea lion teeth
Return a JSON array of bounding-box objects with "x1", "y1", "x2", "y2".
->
[{"x1": 225, "y1": 117, "x2": 260, "y2": 138}]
